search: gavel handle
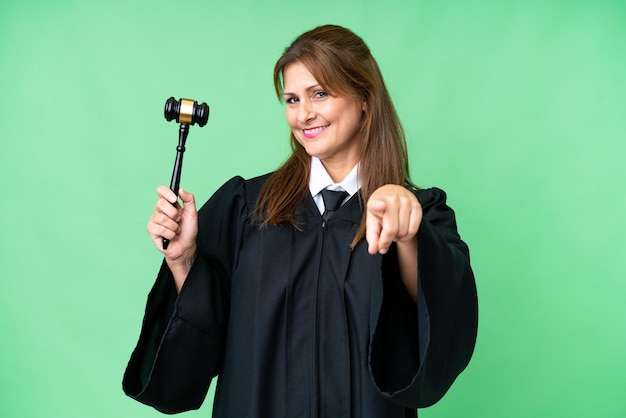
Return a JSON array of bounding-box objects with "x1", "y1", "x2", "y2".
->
[{"x1": 162, "y1": 124, "x2": 189, "y2": 250}]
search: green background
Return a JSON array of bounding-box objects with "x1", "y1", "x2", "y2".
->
[{"x1": 1, "y1": 0, "x2": 624, "y2": 417}]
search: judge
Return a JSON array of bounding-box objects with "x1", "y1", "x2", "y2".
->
[{"x1": 123, "y1": 24, "x2": 478, "y2": 418}]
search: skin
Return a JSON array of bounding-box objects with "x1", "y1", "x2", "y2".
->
[
  {"x1": 148, "y1": 186, "x2": 197, "y2": 292},
  {"x1": 283, "y1": 63, "x2": 364, "y2": 182},
  {"x1": 147, "y1": 62, "x2": 422, "y2": 301}
]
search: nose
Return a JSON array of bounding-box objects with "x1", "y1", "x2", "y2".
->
[{"x1": 297, "y1": 99, "x2": 315, "y2": 124}]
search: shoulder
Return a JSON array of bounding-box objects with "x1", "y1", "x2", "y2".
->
[
  {"x1": 414, "y1": 187, "x2": 461, "y2": 228},
  {"x1": 198, "y1": 173, "x2": 274, "y2": 226},
  {"x1": 414, "y1": 187, "x2": 448, "y2": 209},
  {"x1": 241, "y1": 172, "x2": 273, "y2": 199},
  {"x1": 212, "y1": 173, "x2": 272, "y2": 197},
  {"x1": 412, "y1": 187, "x2": 467, "y2": 240},
  {"x1": 207, "y1": 173, "x2": 273, "y2": 210}
]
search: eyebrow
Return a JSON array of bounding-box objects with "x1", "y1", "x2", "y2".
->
[{"x1": 282, "y1": 84, "x2": 323, "y2": 96}]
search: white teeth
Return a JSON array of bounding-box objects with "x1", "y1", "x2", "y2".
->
[{"x1": 304, "y1": 126, "x2": 325, "y2": 134}]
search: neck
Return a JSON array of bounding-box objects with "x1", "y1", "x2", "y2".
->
[{"x1": 320, "y1": 155, "x2": 360, "y2": 183}]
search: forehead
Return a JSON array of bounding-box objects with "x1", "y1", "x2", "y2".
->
[{"x1": 283, "y1": 62, "x2": 320, "y2": 91}]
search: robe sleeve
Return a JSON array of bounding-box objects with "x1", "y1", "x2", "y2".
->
[
  {"x1": 369, "y1": 187, "x2": 478, "y2": 408},
  {"x1": 122, "y1": 176, "x2": 248, "y2": 414}
]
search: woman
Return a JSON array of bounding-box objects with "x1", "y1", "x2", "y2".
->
[{"x1": 123, "y1": 24, "x2": 478, "y2": 418}]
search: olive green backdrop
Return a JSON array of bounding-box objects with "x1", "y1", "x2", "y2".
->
[{"x1": 1, "y1": 0, "x2": 624, "y2": 417}]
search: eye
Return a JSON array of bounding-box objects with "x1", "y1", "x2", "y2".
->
[
  {"x1": 313, "y1": 91, "x2": 327, "y2": 99},
  {"x1": 285, "y1": 96, "x2": 299, "y2": 104}
]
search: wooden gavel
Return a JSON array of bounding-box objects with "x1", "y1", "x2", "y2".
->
[{"x1": 162, "y1": 97, "x2": 210, "y2": 250}]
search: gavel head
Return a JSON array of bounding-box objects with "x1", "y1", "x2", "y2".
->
[{"x1": 164, "y1": 97, "x2": 210, "y2": 127}]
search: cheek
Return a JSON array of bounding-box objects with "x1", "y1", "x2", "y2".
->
[{"x1": 285, "y1": 109, "x2": 298, "y2": 129}]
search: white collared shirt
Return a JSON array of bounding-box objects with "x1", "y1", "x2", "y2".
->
[{"x1": 309, "y1": 157, "x2": 361, "y2": 215}]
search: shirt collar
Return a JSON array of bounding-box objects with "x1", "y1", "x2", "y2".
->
[{"x1": 309, "y1": 156, "x2": 361, "y2": 197}]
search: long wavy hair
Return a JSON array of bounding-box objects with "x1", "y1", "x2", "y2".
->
[{"x1": 254, "y1": 24, "x2": 415, "y2": 247}]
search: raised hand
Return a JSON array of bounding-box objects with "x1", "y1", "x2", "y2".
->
[{"x1": 147, "y1": 185, "x2": 198, "y2": 291}]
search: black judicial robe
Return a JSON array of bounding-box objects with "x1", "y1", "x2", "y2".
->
[{"x1": 122, "y1": 174, "x2": 478, "y2": 417}]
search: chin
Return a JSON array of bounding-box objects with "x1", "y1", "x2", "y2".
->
[{"x1": 303, "y1": 147, "x2": 329, "y2": 160}]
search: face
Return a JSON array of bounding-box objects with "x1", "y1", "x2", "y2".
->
[{"x1": 283, "y1": 63, "x2": 365, "y2": 170}]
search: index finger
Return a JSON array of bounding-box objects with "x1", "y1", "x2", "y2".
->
[
  {"x1": 366, "y1": 210, "x2": 382, "y2": 255},
  {"x1": 366, "y1": 198, "x2": 387, "y2": 255}
]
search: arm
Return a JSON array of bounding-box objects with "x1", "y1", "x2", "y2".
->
[
  {"x1": 368, "y1": 187, "x2": 478, "y2": 408},
  {"x1": 366, "y1": 184, "x2": 422, "y2": 302},
  {"x1": 123, "y1": 176, "x2": 248, "y2": 413},
  {"x1": 147, "y1": 186, "x2": 198, "y2": 292}
]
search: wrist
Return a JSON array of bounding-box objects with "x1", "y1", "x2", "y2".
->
[{"x1": 166, "y1": 245, "x2": 197, "y2": 288}]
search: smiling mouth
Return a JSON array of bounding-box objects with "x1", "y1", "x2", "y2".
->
[{"x1": 302, "y1": 125, "x2": 328, "y2": 139}]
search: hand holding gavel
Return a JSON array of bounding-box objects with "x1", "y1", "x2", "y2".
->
[{"x1": 161, "y1": 97, "x2": 209, "y2": 250}]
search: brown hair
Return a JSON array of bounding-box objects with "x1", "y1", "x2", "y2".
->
[{"x1": 254, "y1": 24, "x2": 416, "y2": 247}]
